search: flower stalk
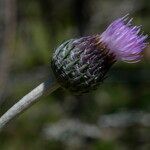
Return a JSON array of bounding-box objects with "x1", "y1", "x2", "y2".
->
[{"x1": 0, "y1": 79, "x2": 59, "y2": 130}]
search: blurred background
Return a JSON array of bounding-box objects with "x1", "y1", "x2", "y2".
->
[{"x1": 0, "y1": 0, "x2": 150, "y2": 149}]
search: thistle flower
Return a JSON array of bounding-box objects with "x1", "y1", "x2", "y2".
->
[
  {"x1": 51, "y1": 15, "x2": 148, "y2": 93},
  {"x1": 0, "y1": 15, "x2": 148, "y2": 130}
]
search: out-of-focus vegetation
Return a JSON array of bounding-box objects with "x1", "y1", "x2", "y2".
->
[{"x1": 0, "y1": 0, "x2": 150, "y2": 149}]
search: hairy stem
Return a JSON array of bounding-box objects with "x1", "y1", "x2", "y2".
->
[{"x1": 0, "y1": 79, "x2": 60, "y2": 130}]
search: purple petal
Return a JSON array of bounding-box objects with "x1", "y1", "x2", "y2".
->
[{"x1": 100, "y1": 15, "x2": 148, "y2": 63}]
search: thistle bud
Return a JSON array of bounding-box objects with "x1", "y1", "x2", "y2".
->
[{"x1": 51, "y1": 16, "x2": 148, "y2": 94}]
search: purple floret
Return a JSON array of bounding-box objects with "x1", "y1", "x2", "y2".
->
[{"x1": 100, "y1": 15, "x2": 148, "y2": 63}]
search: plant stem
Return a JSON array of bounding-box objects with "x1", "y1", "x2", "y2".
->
[{"x1": 0, "y1": 79, "x2": 60, "y2": 130}]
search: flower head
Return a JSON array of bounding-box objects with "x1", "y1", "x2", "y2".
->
[
  {"x1": 100, "y1": 15, "x2": 148, "y2": 63},
  {"x1": 51, "y1": 15, "x2": 148, "y2": 94}
]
